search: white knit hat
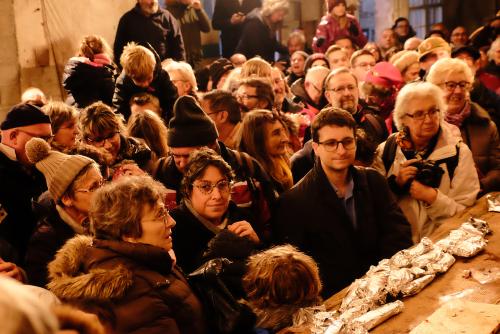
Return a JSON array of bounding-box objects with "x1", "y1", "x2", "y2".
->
[{"x1": 25, "y1": 138, "x2": 94, "y2": 201}]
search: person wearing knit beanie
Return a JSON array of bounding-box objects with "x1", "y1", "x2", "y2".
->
[
  {"x1": 209, "y1": 58, "x2": 234, "y2": 90},
  {"x1": 24, "y1": 137, "x2": 104, "y2": 286},
  {"x1": 389, "y1": 50, "x2": 420, "y2": 83}
]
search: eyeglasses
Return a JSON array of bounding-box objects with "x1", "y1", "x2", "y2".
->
[
  {"x1": 327, "y1": 84, "x2": 357, "y2": 94},
  {"x1": 317, "y1": 137, "x2": 356, "y2": 152},
  {"x1": 75, "y1": 180, "x2": 104, "y2": 194},
  {"x1": 192, "y1": 180, "x2": 231, "y2": 195},
  {"x1": 85, "y1": 132, "x2": 119, "y2": 147},
  {"x1": 142, "y1": 205, "x2": 170, "y2": 224},
  {"x1": 441, "y1": 81, "x2": 471, "y2": 91},
  {"x1": 406, "y1": 108, "x2": 439, "y2": 121},
  {"x1": 18, "y1": 129, "x2": 54, "y2": 141}
]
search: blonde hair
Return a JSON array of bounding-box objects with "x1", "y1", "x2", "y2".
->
[
  {"x1": 127, "y1": 110, "x2": 169, "y2": 157},
  {"x1": 120, "y1": 42, "x2": 155, "y2": 82},
  {"x1": 240, "y1": 57, "x2": 273, "y2": 79},
  {"x1": 79, "y1": 101, "x2": 125, "y2": 141},
  {"x1": 164, "y1": 61, "x2": 198, "y2": 92},
  {"x1": 243, "y1": 244, "x2": 322, "y2": 308},
  {"x1": 78, "y1": 35, "x2": 112, "y2": 61},
  {"x1": 261, "y1": 0, "x2": 289, "y2": 17},
  {"x1": 393, "y1": 81, "x2": 445, "y2": 130},
  {"x1": 42, "y1": 101, "x2": 78, "y2": 135}
]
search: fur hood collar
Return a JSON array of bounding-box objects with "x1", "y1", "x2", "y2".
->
[{"x1": 47, "y1": 235, "x2": 134, "y2": 301}]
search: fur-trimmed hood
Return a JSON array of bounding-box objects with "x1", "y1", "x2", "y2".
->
[{"x1": 47, "y1": 235, "x2": 134, "y2": 301}]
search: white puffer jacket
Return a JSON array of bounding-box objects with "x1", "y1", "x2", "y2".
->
[{"x1": 373, "y1": 123, "x2": 480, "y2": 242}]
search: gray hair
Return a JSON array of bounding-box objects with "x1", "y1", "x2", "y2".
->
[
  {"x1": 487, "y1": 37, "x2": 500, "y2": 62},
  {"x1": 261, "y1": 0, "x2": 289, "y2": 17},
  {"x1": 164, "y1": 61, "x2": 198, "y2": 92},
  {"x1": 393, "y1": 81, "x2": 445, "y2": 130},
  {"x1": 426, "y1": 57, "x2": 474, "y2": 86}
]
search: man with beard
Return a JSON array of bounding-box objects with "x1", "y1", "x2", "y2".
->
[
  {"x1": 290, "y1": 67, "x2": 387, "y2": 182},
  {"x1": 114, "y1": 0, "x2": 185, "y2": 64}
]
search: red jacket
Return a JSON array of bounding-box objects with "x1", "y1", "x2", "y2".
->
[{"x1": 312, "y1": 13, "x2": 367, "y2": 53}]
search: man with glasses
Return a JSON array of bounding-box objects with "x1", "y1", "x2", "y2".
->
[
  {"x1": 200, "y1": 90, "x2": 242, "y2": 150},
  {"x1": 274, "y1": 108, "x2": 412, "y2": 298},
  {"x1": 0, "y1": 103, "x2": 52, "y2": 264},
  {"x1": 235, "y1": 77, "x2": 275, "y2": 115}
]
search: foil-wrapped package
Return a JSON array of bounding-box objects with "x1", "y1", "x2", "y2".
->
[
  {"x1": 339, "y1": 303, "x2": 371, "y2": 323},
  {"x1": 323, "y1": 320, "x2": 344, "y2": 334},
  {"x1": 411, "y1": 247, "x2": 443, "y2": 268},
  {"x1": 409, "y1": 237, "x2": 434, "y2": 257},
  {"x1": 486, "y1": 193, "x2": 500, "y2": 213},
  {"x1": 426, "y1": 251, "x2": 455, "y2": 274},
  {"x1": 391, "y1": 238, "x2": 434, "y2": 269},
  {"x1": 437, "y1": 226, "x2": 487, "y2": 258},
  {"x1": 386, "y1": 268, "x2": 414, "y2": 297},
  {"x1": 340, "y1": 323, "x2": 369, "y2": 334},
  {"x1": 351, "y1": 300, "x2": 404, "y2": 330},
  {"x1": 401, "y1": 274, "x2": 435, "y2": 297},
  {"x1": 466, "y1": 218, "x2": 491, "y2": 236},
  {"x1": 339, "y1": 274, "x2": 388, "y2": 313}
]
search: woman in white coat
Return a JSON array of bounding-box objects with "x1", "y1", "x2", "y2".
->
[{"x1": 372, "y1": 81, "x2": 479, "y2": 242}]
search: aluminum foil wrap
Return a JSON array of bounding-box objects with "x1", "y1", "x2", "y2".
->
[
  {"x1": 486, "y1": 193, "x2": 500, "y2": 213},
  {"x1": 390, "y1": 237, "x2": 435, "y2": 269},
  {"x1": 351, "y1": 300, "x2": 404, "y2": 330},
  {"x1": 339, "y1": 274, "x2": 388, "y2": 313},
  {"x1": 467, "y1": 217, "x2": 491, "y2": 236},
  {"x1": 293, "y1": 305, "x2": 338, "y2": 334},
  {"x1": 400, "y1": 274, "x2": 435, "y2": 297},
  {"x1": 386, "y1": 268, "x2": 414, "y2": 297},
  {"x1": 425, "y1": 251, "x2": 456, "y2": 274},
  {"x1": 436, "y1": 223, "x2": 487, "y2": 257},
  {"x1": 411, "y1": 246, "x2": 444, "y2": 269}
]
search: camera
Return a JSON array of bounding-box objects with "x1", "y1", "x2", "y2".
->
[{"x1": 410, "y1": 160, "x2": 444, "y2": 188}]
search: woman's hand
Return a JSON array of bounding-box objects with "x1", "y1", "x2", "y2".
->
[
  {"x1": 396, "y1": 159, "x2": 418, "y2": 187},
  {"x1": 409, "y1": 180, "x2": 438, "y2": 204},
  {"x1": 228, "y1": 221, "x2": 260, "y2": 244}
]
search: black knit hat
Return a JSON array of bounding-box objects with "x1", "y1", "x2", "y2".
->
[
  {"x1": 451, "y1": 45, "x2": 480, "y2": 61},
  {"x1": 1, "y1": 103, "x2": 51, "y2": 130},
  {"x1": 168, "y1": 96, "x2": 219, "y2": 148},
  {"x1": 209, "y1": 58, "x2": 234, "y2": 88}
]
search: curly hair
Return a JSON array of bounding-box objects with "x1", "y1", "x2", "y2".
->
[
  {"x1": 89, "y1": 175, "x2": 166, "y2": 240},
  {"x1": 243, "y1": 244, "x2": 322, "y2": 309},
  {"x1": 180, "y1": 148, "x2": 234, "y2": 200}
]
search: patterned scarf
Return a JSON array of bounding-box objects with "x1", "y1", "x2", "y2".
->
[{"x1": 445, "y1": 102, "x2": 471, "y2": 127}]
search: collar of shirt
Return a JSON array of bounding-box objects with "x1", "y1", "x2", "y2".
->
[
  {"x1": 0, "y1": 143, "x2": 17, "y2": 162},
  {"x1": 329, "y1": 173, "x2": 354, "y2": 200}
]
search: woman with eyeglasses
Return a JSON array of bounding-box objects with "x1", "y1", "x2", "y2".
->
[
  {"x1": 170, "y1": 148, "x2": 260, "y2": 298},
  {"x1": 372, "y1": 81, "x2": 480, "y2": 243},
  {"x1": 24, "y1": 137, "x2": 104, "y2": 287},
  {"x1": 427, "y1": 58, "x2": 500, "y2": 193},
  {"x1": 47, "y1": 175, "x2": 207, "y2": 334}
]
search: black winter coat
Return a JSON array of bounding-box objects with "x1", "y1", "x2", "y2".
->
[
  {"x1": 235, "y1": 8, "x2": 288, "y2": 62},
  {"x1": 25, "y1": 192, "x2": 78, "y2": 287},
  {"x1": 273, "y1": 163, "x2": 412, "y2": 297},
  {"x1": 63, "y1": 58, "x2": 116, "y2": 108},
  {"x1": 114, "y1": 4, "x2": 185, "y2": 63},
  {"x1": 0, "y1": 151, "x2": 46, "y2": 262},
  {"x1": 212, "y1": 0, "x2": 261, "y2": 58},
  {"x1": 113, "y1": 64, "x2": 178, "y2": 123}
]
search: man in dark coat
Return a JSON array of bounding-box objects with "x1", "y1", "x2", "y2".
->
[
  {"x1": 114, "y1": 0, "x2": 185, "y2": 64},
  {"x1": 274, "y1": 108, "x2": 412, "y2": 298},
  {"x1": 212, "y1": 0, "x2": 261, "y2": 58},
  {"x1": 0, "y1": 103, "x2": 51, "y2": 262}
]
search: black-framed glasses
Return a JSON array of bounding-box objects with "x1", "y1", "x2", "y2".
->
[
  {"x1": 406, "y1": 108, "x2": 439, "y2": 121},
  {"x1": 441, "y1": 81, "x2": 471, "y2": 91},
  {"x1": 85, "y1": 131, "x2": 119, "y2": 147},
  {"x1": 18, "y1": 129, "x2": 54, "y2": 141},
  {"x1": 317, "y1": 137, "x2": 356, "y2": 152},
  {"x1": 192, "y1": 180, "x2": 231, "y2": 195}
]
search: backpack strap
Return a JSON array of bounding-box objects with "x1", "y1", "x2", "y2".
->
[
  {"x1": 364, "y1": 113, "x2": 385, "y2": 141},
  {"x1": 434, "y1": 143, "x2": 460, "y2": 182},
  {"x1": 382, "y1": 133, "x2": 398, "y2": 174}
]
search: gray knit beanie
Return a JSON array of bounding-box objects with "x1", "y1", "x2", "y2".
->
[{"x1": 25, "y1": 138, "x2": 94, "y2": 201}]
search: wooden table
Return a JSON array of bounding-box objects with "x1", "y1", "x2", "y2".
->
[{"x1": 324, "y1": 193, "x2": 500, "y2": 333}]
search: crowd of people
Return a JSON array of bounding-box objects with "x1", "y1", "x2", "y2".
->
[{"x1": 1, "y1": 0, "x2": 499, "y2": 333}]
